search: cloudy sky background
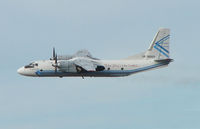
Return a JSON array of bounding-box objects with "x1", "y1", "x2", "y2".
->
[{"x1": 0, "y1": 0, "x2": 200, "y2": 129}]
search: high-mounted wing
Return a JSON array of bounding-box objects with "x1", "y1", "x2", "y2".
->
[
  {"x1": 74, "y1": 50, "x2": 92, "y2": 57},
  {"x1": 73, "y1": 50, "x2": 99, "y2": 60},
  {"x1": 57, "y1": 50, "x2": 99, "y2": 60}
]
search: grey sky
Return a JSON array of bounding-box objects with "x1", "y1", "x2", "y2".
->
[{"x1": 0, "y1": 0, "x2": 200, "y2": 129}]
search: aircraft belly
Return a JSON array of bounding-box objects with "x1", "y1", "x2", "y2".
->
[
  {"x1": 36, "y1": 70, "x2": 129, "y2": 77},
  {"x1": 36, "y1": 62, "x2": 168, "y2": 77}
]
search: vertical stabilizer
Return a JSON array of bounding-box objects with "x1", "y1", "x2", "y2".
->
[{"x1": 145, "y1": 28, "x2": 170, "y2": 60}]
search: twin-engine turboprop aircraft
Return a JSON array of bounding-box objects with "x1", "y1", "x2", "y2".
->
[{"x1": 17, "y1": 28, "x2": 173, "y2": 78}]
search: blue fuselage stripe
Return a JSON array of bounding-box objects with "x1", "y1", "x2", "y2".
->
[{"x1": 35, "y1": 63, "x2": 168, "y2": 77}]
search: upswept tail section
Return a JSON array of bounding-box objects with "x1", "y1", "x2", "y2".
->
[{"x1": 145, "y1": 28, "x2": 170, "y2": 60}]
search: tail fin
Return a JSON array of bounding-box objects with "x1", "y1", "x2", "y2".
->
[{"x1": 145, "y1": 28, "x2": 170, "y2": 60}]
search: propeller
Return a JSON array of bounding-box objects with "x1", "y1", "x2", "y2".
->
[
  {"x1": 54, "y1": 54, "x2": 58, "y2": 73},
  {"x1": 51, "y1": 47, "x2": 59, "y2": 73},
  {"x1": 52, "y1": 47, "x2": 56, "y2": 60}
]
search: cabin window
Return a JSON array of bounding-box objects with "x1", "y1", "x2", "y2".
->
[
  {"x1": 121, "y1": 68, "x2": 124, "y2": 70},
  {"x1": 107, "y1": 68, "x2": 110, "y2": 70}
]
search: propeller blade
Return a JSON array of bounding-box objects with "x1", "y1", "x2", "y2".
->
[
  {"x1": 55, "y1": 54, "x2": 57, "y2": 73},
  {"x1": 51, "y1": 48, "x2": 58, "y2": 73},
  {"x1": 55, "y1": 66, "x2": 57, "y2": 73},
  {"x1": 53, "y1": 47, "x2": 55, "y2": 59},
  {"x1": 55, "y1": 54, "x2": 57, "y2": 64}
]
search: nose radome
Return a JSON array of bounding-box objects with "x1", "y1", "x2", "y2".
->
[
  {"x1": 17, "y1": 67, "x2": 24, "y2": 75},
  {"x1": 17, "y1": 67, "x2": 37, "y2": 76}
]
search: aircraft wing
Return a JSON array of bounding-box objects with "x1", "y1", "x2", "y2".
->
[
  {"x1": 73, "y1": 58, "x2": 97, "y2": 72},
  {"x1": 73, "y1": 50, "x2": 99, "y2": 60}
]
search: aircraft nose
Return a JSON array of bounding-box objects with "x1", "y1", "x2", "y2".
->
[
  {"x1": 17, "y1": 67, "x2": 24, "y2": 75},
  {"x1": 17, "y1": 67, "x2": 37, "y2": 76}
]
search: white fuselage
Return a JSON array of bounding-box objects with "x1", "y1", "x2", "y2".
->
[{"x1": 17, "y1": 58, "x2": 169, "y2": 77}]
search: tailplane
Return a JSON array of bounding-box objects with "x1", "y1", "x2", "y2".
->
[{"x1": 145, "y1": 28, "x2": 170, "y2": 60}]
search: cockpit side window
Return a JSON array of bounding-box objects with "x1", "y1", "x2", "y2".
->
[
  {"x1": 25, "y1": 63, "x2": 34, "y2": 68},
  {"x1": 24, "y1": 63, "x2": 38, "y2": 68}
]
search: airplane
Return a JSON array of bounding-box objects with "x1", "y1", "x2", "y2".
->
[{"x1": 17, "y1": 28, "x2": 173, "y2": 78}]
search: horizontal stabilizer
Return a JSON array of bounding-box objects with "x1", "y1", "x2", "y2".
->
[{"x1": 154, "y1": 58, "x2": 173, "y2": 64}]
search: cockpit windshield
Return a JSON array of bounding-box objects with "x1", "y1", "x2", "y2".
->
[{"x1": 24, "y1": 62, "x2": 38, "y2": 68}]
